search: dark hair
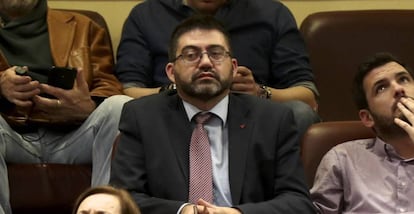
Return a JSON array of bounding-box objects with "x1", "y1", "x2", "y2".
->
[
  {"x1": 72, "y1": 186, "x2": 141, "y2": 214},
  {"x1": 168, "y1": 14, "x2": 232, "y2": 62},
  {"x1": 352, "y1": 52, "x2": 413, "y2": 110}
]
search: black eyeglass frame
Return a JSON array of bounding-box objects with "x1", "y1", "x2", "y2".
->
[{"x1": 173, "y1": 46, "x2": 232, "y2": 64}]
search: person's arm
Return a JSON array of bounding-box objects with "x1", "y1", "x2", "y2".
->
[
  {"x1": 123, "y1": 87, "x2": 160, "y2": 99},
  {"x1": 231, "y1": 66, "x2": 318, "y2": 110},
  {"x1": 115, "y1": 5, "x2": 161, "y2": 99},
  {"x1": 310, "y1": 149, "x2": 344, "y2": 213},
  {"x1": 87, "y1": 17, "x2": 123, "y2": 98},
  {"x1": 267, "y1": 85, "x2": 318, "y2": 111},
  {"x1": 269, "y1": 3, "x2": 319, "y2": 109}
]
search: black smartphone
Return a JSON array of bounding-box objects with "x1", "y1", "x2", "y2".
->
[
  {"x1": 47, "y1": 67, "x2": 77, "y2": 90},
  {"x1": 16, "y1": 66, "x2": 77, "y2": 89}
]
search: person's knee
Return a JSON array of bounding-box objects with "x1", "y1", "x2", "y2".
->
[
  {"x1": 283, "y1": 100, "x2": 320, "y2": 124},
  {"x1": 102, "y1": 95, "x2": 132, "y2": 107},
  {"x1": 98, "y1": 95, "x2": 132, "y2": 113},
  {"x1": 282, "y1": 101, "x2": 321, "y2": 138},
  {"x1": 89, "y1": 95, "x2": 132, "y2": 125}
]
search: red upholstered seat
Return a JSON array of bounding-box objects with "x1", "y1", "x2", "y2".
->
[{"x1": 300, "y1": 121, "x2": 375, "y2": 188}]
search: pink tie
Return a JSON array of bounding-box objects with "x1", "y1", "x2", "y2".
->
[{"x1": 189, "y1": 112, "x2": 214, "y2": 204}]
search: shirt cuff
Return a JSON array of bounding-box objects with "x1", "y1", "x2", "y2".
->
[{"x1": 177, "y1": 203, "x2": 192, "y2": 214}]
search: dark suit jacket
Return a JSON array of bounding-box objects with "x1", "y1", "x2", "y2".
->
[{"x1": 110, "y1": 92, "x2": 315, "y2": 214}]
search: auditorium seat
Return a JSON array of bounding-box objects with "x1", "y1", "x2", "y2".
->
[
  {"x1": 300, "y1": 10, "x2": 414, "y2": 121},
  {"x1": 300, "y1": 121, "x2": 375, "y2": 188}
]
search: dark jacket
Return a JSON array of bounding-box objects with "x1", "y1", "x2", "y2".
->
[{"x1": 111, "y1": 92, "x2": 315, "y2": 214}]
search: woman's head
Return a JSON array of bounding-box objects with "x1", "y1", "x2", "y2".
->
[{"x1": 73, "y1": 186, "x2": 140, "y2": 214}]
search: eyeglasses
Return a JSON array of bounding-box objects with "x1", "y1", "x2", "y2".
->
[{"x1": 174, "y1": 46, "x2": 231, "y2": 64}]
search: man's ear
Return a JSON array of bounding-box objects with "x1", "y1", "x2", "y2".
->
[
  {"x1": 231, "y1": 58, "x2": 238, "y2": 78},
  {"x1": 359, "y1": 109, "x2": 375, "y2": 128},
  {"x1": 165, "y1": 63, "x2": 176, "y2": 83}
]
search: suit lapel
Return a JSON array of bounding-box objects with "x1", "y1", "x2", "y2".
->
[
  {"x1": 164, "y1": 95, "x2": 193, "y2": 181},
  {"x1": 47, "y1": 10, "x2": 75, "y2": 66},
  {"x1": 227, "y1": 95, "x2": 253, "y2": 204}
]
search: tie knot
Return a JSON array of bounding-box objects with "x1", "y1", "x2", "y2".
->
[{"x1": 194, "y1": 112, "x2": 212, "y2": 125}]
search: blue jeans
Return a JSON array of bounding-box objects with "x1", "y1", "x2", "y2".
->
[{"x1": 0, "y1": 95, "x2": 132, "y2": 214}]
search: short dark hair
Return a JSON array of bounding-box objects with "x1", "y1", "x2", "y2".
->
[
  {"x1": 168, "y1": 14, "x2": 232, "y2": 62},
  {"x1": 352, "y1": 52, "x2": 413, "y2": 110}
]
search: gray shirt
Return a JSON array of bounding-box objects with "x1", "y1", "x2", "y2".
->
[{"x1": 311, "y1": 138, "x2": 414, "y2": 213}]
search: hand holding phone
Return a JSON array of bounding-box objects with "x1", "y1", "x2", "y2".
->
[{"x1": 15, "y1": 66, "x2": 77, "y2": 89}]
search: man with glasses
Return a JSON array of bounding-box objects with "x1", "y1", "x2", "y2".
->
[
  {"x1": 110, "y1": 15, "x2": 314, "y2": 214},
  {"x1": 115, "y1": 0, "x2": 320, "y2": 140}
]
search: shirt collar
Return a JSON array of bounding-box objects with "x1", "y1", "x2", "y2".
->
[
  {"x1": 373, "y1": 137, "x2": 414, "y2": 162},
  {"x1": 183, "y1": 95, "x2": 229, "y2": 125}
]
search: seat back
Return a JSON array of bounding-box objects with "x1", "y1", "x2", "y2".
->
[
  {"x1": 300, "y1": 10, "x2": 414, "y2": 121},
  {"x1": 300, "y1": 121, "x2": 375, "y2": 188},
  {"x1": 9, "y1": 164, "x2": 91, "y2": 214}
]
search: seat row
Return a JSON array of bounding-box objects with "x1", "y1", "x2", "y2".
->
[{"x1": 9, "y1": 8, "x2": 414, "y2": 214}]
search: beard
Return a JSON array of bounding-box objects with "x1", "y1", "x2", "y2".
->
[
  {"x1": 175, "y1": 68, "x2": 232, "y2": 101},
  {"x1": 0, "y1": 0, "x2": 39, "y2": 18},
  {"x1": 370, "y1": 109, "x2": 410, "y2": 141}
]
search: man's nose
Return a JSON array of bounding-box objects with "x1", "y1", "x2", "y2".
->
[
  {"x1": 393, "y1": 83, "x2": 406, "y2": 98},
  {"x1": 199, "y1": 52, "x2": 213, "y2": 65}
]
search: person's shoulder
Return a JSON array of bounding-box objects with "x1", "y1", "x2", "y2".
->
[
  {"x1": 330, "y1": 138, "x2": 376, "y2": 157},
  {"x1": 231, "y1": 0, "x2": 294, "y2": 26},
  {"x1": 48, "y1": 8, "x2": 97, "y2": 25},
  {"x1": 131, "y1": 0, "x2": 171, "y2": 12},
  {"x1": 230, "y1": 93, "x2": 291, "y2": 115},
  {"x1": 243, "y1": 0, "x2": 287, "y2": 11},
  {"x1": 49, "y1": 8, "x2": 86, "y2": 20}
]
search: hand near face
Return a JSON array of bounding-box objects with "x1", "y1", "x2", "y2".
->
[
  {"x1": 32, "y1": 68, "x2": 95, "y2": 121},
  {"x1": 231, "y1": 66, "x2": 259, "y2": 96},
  {"x1": 394, "y1": 97, "x2": 414, "y2": 141},
  {"x1": 0, "y1": 66, "x2": 40, "y2": 107}
]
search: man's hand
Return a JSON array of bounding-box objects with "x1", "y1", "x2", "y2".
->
[
  {"x1": 231, "y1": 66, "x2": 259, "y2": 96},
  {"x1": 181, "y1": 199, "x2": 242, "y2": 214},
  {"x1": 0, "y1": 66, "x2": 40, "y2": 107},
  {"x1": 196, "y1": 199, "x2": 241, "y2": 214},
  {"x1": 395, "y1": 97, "x2": 414, "y2": 141},
  {"x1": 32, "y1": 68, "x2": 95, "y2": 121}
]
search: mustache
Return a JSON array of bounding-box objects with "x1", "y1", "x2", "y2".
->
[{"x1": 191, "y1": 69, "x2": 218, "y2": 81}]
